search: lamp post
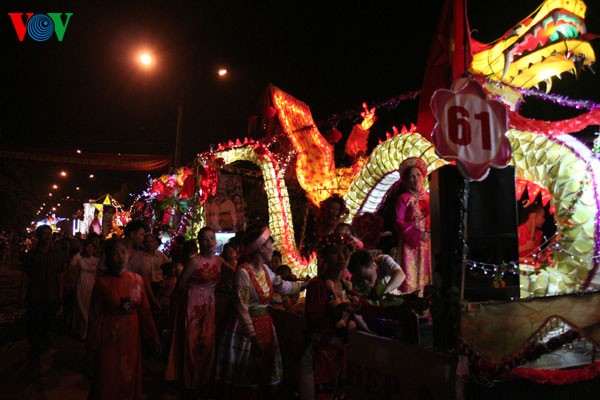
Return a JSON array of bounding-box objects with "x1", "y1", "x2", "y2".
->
[
  {"x1": 174, "y1": 68, "x2": 228, "y2": 167},
  {"x1": 174, "y1": 89, "x2": 183, "y2": 166}
]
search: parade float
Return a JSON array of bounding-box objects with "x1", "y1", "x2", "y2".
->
[
  {"x1": 76, "y1": 193, "x2": 129, "y2": 238},
  {"x1": 138, "y1": 0, "x2": 600, "y2": 397},
  {"x1": 131, "y1": 167, "x2": 198, "y2": 245}
]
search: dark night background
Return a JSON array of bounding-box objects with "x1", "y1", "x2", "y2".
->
[{"x1": 1, "y1": 0, "x2": 599, "y2": 228}]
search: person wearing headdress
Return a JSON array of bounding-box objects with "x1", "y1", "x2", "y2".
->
[
  {"x1": 394, "y1": 157, "x2": 431, "y2": 294},
  {"x1": 216, "y1": 225, "x2": 307, "y2": 399},
  {"x1": 315, "y1": 195, "x2": 349, "y2": 243},
  {"x1": 299, "y1": 232, "x2": 367, "y2": 400}
]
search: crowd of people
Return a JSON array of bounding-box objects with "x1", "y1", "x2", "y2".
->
[
  {"x1": 5, "y1": 156, "x2": 551, "y2": 400},
  {"x1": 0, "y1": 229, "x2": 34, "y2": 269},
  {"x1": 3, "y1": 157, "x2": 432, "y2": 400}
]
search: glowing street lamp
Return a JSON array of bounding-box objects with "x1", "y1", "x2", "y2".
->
[
  {"x1": 139, "y1": 52, "x2": 154, "y2": 68},
  {"x1": 174, "y1": 67, "x2": 229, "y2": 166}
]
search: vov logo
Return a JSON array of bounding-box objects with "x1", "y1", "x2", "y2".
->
[{"x1": 8, "y1": 13, "x2": 73, "y2": 42}]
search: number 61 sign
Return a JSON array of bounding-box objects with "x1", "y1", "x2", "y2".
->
[{"x1": 431, "y1": 79, "x2": 512, "y2": 181}]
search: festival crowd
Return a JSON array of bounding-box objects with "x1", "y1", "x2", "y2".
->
[{"x1": 7, "y1": 157, "x2": 547, "y2": 400}]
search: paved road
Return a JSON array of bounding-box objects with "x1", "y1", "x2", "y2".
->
[
  {"x1": 0, "y1": 265, "x2": 296, "y2": 400},
  {"x1": 0, "y1": 265, "x2": 184, "y2": 400},
  {"x1": 0, "y1": 327, "x2": 182, "y2": 400}
]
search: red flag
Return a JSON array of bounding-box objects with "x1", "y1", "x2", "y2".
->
[
  {"x1": 417, "y1": 0, "x2": 472, "y2": 141},
  {"x1": 527, "y1": 182, "x2": 542, "y2": 202}
]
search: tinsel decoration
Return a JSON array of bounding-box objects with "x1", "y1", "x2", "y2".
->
[
  {"x1": 460, "y1": 329, "x2": 581, "y2": 384},
  {"x1": 511, "y1": 361, "x2": 600, "y2": 385}
]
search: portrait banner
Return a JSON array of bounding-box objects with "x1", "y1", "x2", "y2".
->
[{"x1": 204, "y1": 173, "x2": 245, "y2": 232}]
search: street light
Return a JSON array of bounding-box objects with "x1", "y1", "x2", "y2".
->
[
  {"x1": 139, "y1": 52, "x2": 154, "y2": 68},
  {"x1": 173, "y1": 68, "x2": 228, "y2": 166}
]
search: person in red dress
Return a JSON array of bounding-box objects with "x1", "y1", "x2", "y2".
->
[
  {"x1": 165, "y1": 226, "x2": 223, "y2": 397},
  {"x1": 518, "y1": 203, "x2": 546, "y2": 266},
  {"x1": 299, "y1": 232, "x2": 360, "y2": 400},
  {"x1": 394, "y1": 157, "x2": 431, "y2": 294},
  {"x1": 86, "y1": 238, "x2": 161, "y2": 400}
]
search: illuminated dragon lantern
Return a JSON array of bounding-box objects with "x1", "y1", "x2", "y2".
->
[
  {"x1": 470, "y1": 0, "x2": 596, "y2": 91},
  {"x1": 200, "y1": 0, "x2": 600, "y2": 294}
]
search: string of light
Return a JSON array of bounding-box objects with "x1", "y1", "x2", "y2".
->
[
  {"x1": 465, "y1": 235, "x2": 600, "y2": 278},
  {"x1": 319, "y1": 90, "x2": 421, "y2": 129},
  {"x1": 311, "y1": 74, "x2": 600, "y2": 134}
]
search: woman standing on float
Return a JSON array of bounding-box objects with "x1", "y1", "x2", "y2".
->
[
  {"x1": 394, "y1": 157, "x2": 431, "y2": 293},
  {"x1": 216, "y1": 225, "x2": 306, "y2": 399}
]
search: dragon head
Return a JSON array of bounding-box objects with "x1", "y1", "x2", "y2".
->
[{"x1": 470, "y1": 0, "x2": 596, "y2": 91}]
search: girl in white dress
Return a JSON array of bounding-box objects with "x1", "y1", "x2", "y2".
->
[{"x1": 72, "y1": 239, "x2": 99, "y2": 339}]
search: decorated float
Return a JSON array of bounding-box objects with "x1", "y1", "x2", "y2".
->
[
  {"x1": 137, "y1": 0, "x2": 600, "y2": 397},
  {"x1": 131, "y1": 167, "x2": 198, "y2": 247},
  {"x1": 72, "y1": 193, "x2": 129, "y2": 238}
]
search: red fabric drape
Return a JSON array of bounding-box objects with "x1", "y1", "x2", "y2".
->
[
  {"x1": 512, "y1": 361, "x2": 600, "y2": 385},
  {"x1": 417, "y1": 0, "x2": 472, "y2": 141},
  {"x1": 0, "y1": 147, "x2": 171, "y2": 171}
]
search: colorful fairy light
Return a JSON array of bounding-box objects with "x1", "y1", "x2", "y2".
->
[{"x1": 321, "y1": 90, "x2": 421, "y2": 130}]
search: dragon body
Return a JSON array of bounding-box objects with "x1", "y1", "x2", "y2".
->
[{"x1": 201, "y1": 0, "x2": 599, "y2": 293}]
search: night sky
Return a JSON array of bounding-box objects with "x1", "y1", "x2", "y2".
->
[{"x1": 1, "y1": 0, "x2": 600, "y2": 223}]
